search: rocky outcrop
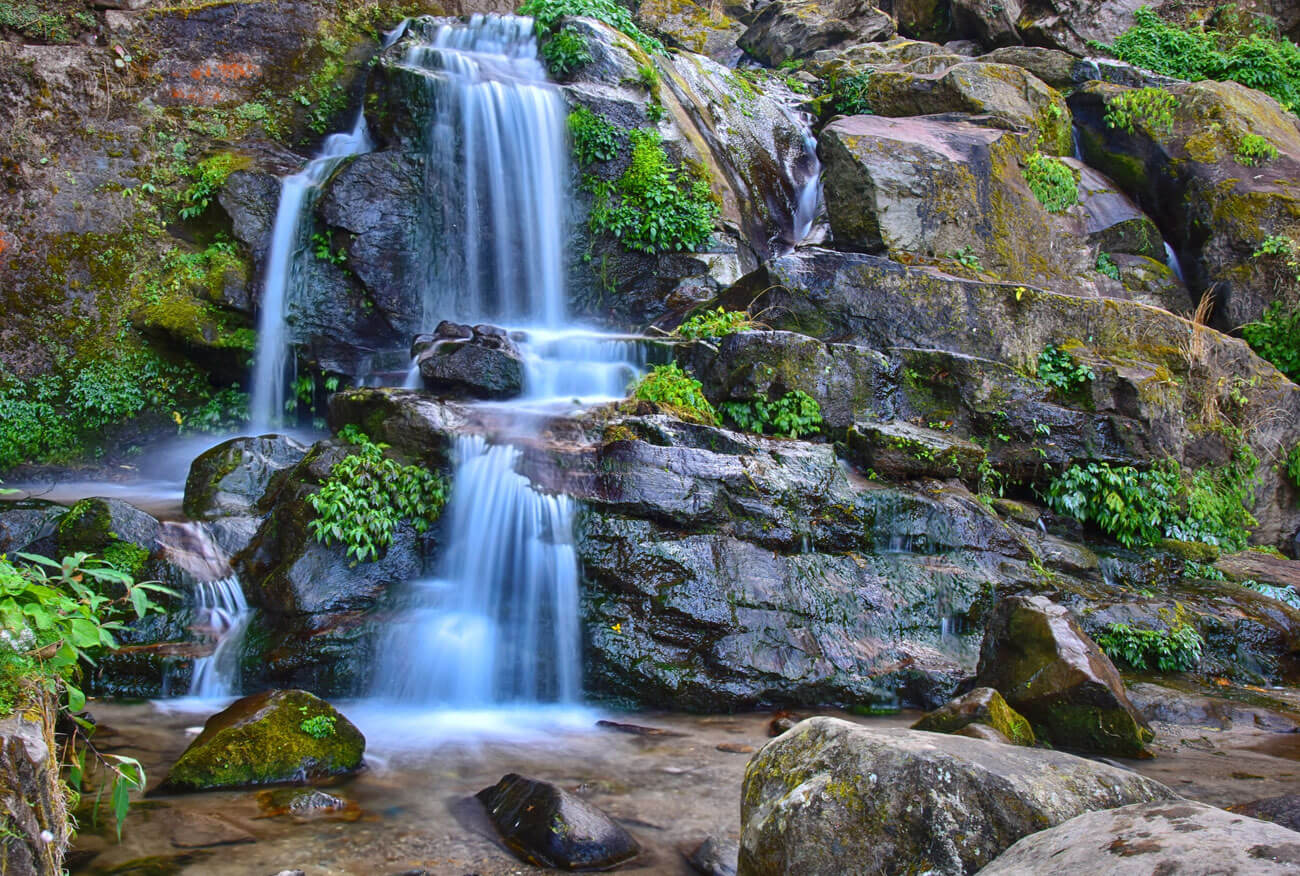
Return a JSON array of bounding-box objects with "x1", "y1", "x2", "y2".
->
[
  {"x1": 912, "y1": 686, "x2": 1035, "y2": 744},
  {"x1": 476, "y1": 774, "x2": 640, "y2": 870},
  {"x1": 161, "y1": 690, "x2": 365, "y2": 791},
  {"x1": 636, "y1": 0, "x2": 746, "y2": 62},
  {"x1": 974, "y1": 594, "x2": 1154, "y2": 756},
  {"x1": 739, "y1": 716, "x2": 1176, "y2": 875},
  {"x1": 738, "y1": 0, "x2": 896, "y2": 66},
  {"x1": 0, "y1": 690, "x2": 67, "y2": 876},
  {"x1": 844, "y1": 420, "x2": 986, "y2": 485},
  {"x1": 413, "y1": 322, "x2": 524, "y2": 400},
  {"x1": 184, "y1": 434, "x2": 309, "y2": 520},
  {"x1": 980, "y1": 800, "x2": 1300, "y2": 874}
]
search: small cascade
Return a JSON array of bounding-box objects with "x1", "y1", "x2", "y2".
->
[
  {"x1": 158, "y1": 520, "x2": 232, "y2": 581},
  {"x1": 188, "y1": 575, "x2": 252, "y2": 698},
  {"x1": 1071, "y1": 125, "x2": 1084, "y2": 161},
  {"x1": 371, "y1": 435, "x2": 580, "y2": 705},
  {"x1": 518, "y1": 330, "x2": 647, "y2": 403},
  {"x1": 1164, "y1": 241, "x2": 1186, "y2": 284},
  {"x1": 780, "y1": 108, "x2": 824, "y2": 253}
]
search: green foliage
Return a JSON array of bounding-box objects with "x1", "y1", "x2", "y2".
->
[
  {"x1": 1284, "y1": 444, "x2": 1300, "y2": 489},
  {"x1": 1235, "y1": 133, "x2": 1279, "y2": 165},
  {"x1": 567, "y1": 107, "x2": 619, "y2": 167},
  {"x1": 948, "y1": 245, "x2": 983, "y2": 271},
  {"x1": 586, "y1": 128, "x2": 718, "y2": 254},
  {"x1": 517, "y1": 0, "x2": 664, "y2": 55},
  {"x1": 1107, "y1": 7, "x2": 1300, "y2": 114},
  {"x1": 1023, "y1": 151, "x2": 1079, "y2": 213},
  {"x1": 646, "y1": 101, "x2": 667, "y2": 123},
  {"x1": 1103, "y1": 87, "x2": 1179, "y2": 134},
  {"x1": 311, "y1": 232, "x2": 347, "y2": 266},
  {"x1": 636, "y1": 63, "x2": 660, "y2": 93},
  {"x1": 179, "y1": 153, "x2": 240, "y2": 220},
  {"x1": 1242, "y1": 300, "x2": 1300, "y2": 382},
  {"x1": 721, "y1": 391, "x2": 823, "y2": 439},
  {"x1": 830, "y1": 71, "x2": 873, "y2": 116},
  {"x1": 1243, "y1": 578, "x2": 1300, "y2": 610},
  {"x1": 299, "y1": 713, "x2": 337, "y2": 738},
  {"x1": 541, "y1": 25, "x2": 591, "y2": 76},
  {"x1": 675, "y1": 307, "x2": 758, "y2": 340},
  {"x1": 1096, "y1": 251, "x2": 1121, "y2": 280},
  {"x1": 307, "y1": 426, "x2": 449, "y2": 564},
  {"x1": 1037, "y1": 344, "x2": 1095, "y2": 392},
  {"x1": 629, "y1": 362, "x2": 718, "y2": 424},
  {"x1": 1095, "y1": 620, "x2": 1204, "y2": 672}
]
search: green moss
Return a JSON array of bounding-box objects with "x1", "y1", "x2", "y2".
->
[
  {"x1": 101, "y1": 541, "x2": 150, "y2": 577},
  {"x1": 55, "y1": 498, "x2": 114, "y2": 553}
]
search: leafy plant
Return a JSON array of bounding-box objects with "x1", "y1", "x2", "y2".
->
[
  {"x1": 636, "y1": 63, "x2": 660, "y2": 94},
  {"x1": 1023, "y1": 151, "x2": 1079, "y2": 213},
  {"x1": 948, "y1": 246, "x2": 983, "y2": 271},
  {"x1": 675, "y1": 307, "x2": 758, "y2": 340},
  {"x1": 1103, "y1": 87, "x2": 1179, "y2": 135},
  {"x1": 1243, "y1": 578, "x2": 1300, "y2": 610},
  {"x1": 1037, "y1": 344, "x2": 1095, "y2": 393},
  {"x1": 299, "y1": 714, "x2": 337, "y2": 738},
  {"x1": 1242, "y1": 299, "x2": 1300, "y2": 382},
  {"x1": 1095, "y1": 620, "x2": 1204, "y2": 672},
  {"x1": 567, "y1": 107, "x2": 619, "y2": 166},
  {"x1": 1096, "y1": 251, "x2": 1121, "y2": 280},
  {"x1": 517, "y1": 0, "x2": 664, "y2": 55},
  {"x1": 629, "y1": 362, "x2": 718, "y2": 424},
  {"x1": 1046, "y1": 461, "x2": 1182, "y2": 548},
  {"x1": 1285, "y1": 444, "x2": 1300, "y2": 489},
  {"x1": 830, "y1": 71, "x2": 873, "y2": 116},
  {"x1": 721, "y1": 391, "x2": 823, "y2": 439},
  {"x1": 586, "y1": 128, "x2": 718, "y2": 254},
  {"x1": 311, "y1": 232, "x2": 347, "y2": 266},
  {"x1": 1107, "y1": 7, "x2": 1300, "y2": 115},
  {"x1": 1235, "y1": 133, "x2": 1279, "y2": 165},
  {"x1": 307, "y1": 426, "x2": 449, "y2": 563},
  {"x1": 541, "y1": 25, "x2": 591, "y2": 76},
  {"x1": 646, "y1": 101, "x2": 667, "y2": 123},
  {"x1": 178, "y1": 152, "x2": 241, "y2": 220}
]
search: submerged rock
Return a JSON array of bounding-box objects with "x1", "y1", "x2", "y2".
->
[
  {"x1": 1230, "y1": 794, "x2": 1300, "y2": 833},
  {"x1": 415, "y1": 322, "x2": 524, "y2": 400},
  {"x1": 161, "y1": 689, "x2": 364, "y2": 791},
  {"x1": 476, "y1": 773, "x2": 640, "y2": 870},
  {"x1": 184, "y1": 434, "x2": 309, "y2": 520},
  {"x1": 980, "y1": 799, "x2": 1300, "y2": 874},
  {"x1": 974, "y1": 594, "x2": 1154, "y2": 756},
  {"x1": 912, "y1": 686, "x2": 1035, "y2": 745},
  {"x1": 688, "y1": 835, "x2": 739, "y2": 876},
  {"x1": 739, "y1": 716, "x2": 1176, "y2": 875}
]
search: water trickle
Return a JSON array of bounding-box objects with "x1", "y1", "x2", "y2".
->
[
  {"x1": 1164, "y1": 241, "x2": 1186, "y2": 284},
  {"x1": 371, "y1": 435, "x2": 580, "y2": 706},
  {"x1": 188, "y1": 575, "x2": 252, "y2": 698}
]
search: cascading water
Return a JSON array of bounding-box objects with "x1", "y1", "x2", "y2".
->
[{"x1": 188, "y1": 575, "x2": 252, "y2": 698}]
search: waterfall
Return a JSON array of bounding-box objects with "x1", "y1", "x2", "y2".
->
[
  {"x1": 188, "y1": 575, "x2": 252, "y2": 698},
  {"x1": 371, "y1": 435, "x2": 580, "y2": 705}
]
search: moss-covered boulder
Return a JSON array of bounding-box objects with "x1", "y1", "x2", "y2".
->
[
  {"x1": 912, "y1": 686, "x2": 1036, "y2": 745},
  {"x1": 183, "y1": 434, "x2": 309, "y2": 520},
  {"x1": 974, "y1": 595, "x2": 1154, "y2": 756},
  {"x1": 739, "y1": 717, "x2": 1176, "y2": 875},
  {"x1": 738, "y1": 0, "x2": 896, "y2": 67},
  {"x1": 161, "y1": 690, "x2": 364, "y2": 792},
  {"x1": 845, "y1": 420, "x2": 986, "y2": 486},
  {"x1": 635, "y1": 0, "x2": 747, "y2": 62}
]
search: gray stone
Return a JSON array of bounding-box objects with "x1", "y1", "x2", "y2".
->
[
  {"x1": 0, "y1": 691, "x2": 67, "y2": 875},
  {"x1": 845, "y1": 420, "x2": 986, "y2": 485},
  {"x1": 184, "y1": 434, "x2": 309, "y2": 520},
  {"x1": 738, "y1": 0, "x2": 896, "y2": 66},
  {"x1": 688, "y1": 835, "x2": 739, "y2": 876},
  {"x1": 416, "y1": 323, "x2": 524, "y2": 400}
]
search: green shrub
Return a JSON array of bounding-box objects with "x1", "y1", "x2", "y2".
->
[
  {"x1": 1096, "y1": 251, "x2": 1121, "y2": 280},
  {"x1": 179, "y1": 152, "x2": 241, "y2": 220},
  {"x1": 1242, "y1": 300, "x2": 1300, "y2": 382},
  {"x1": 675, "y1": 307, "x2": 758, "y2": 340},
  {"x1": 1285, "y1": 444, "x2": 1300, "y2": 488},
  {"x1": 307, "y1": 426, "x2": 449, "y2": 563},
  {"x1": 721, "y1": 390, "x2": 823, "y2": 439},
  {"x1": 1103, "y1": 87, "x2": 1179, "y2": 135},
  {"x1": 1107, "y1": 7, "x2": 1300, "y2": 114},
  {"x1": 1023, "y1": 151, "x2": 1079, "y2": 212},
  {"x1": 586, "y1": 128, "x2": 718, "y2": 254},
  {"x1": 517, "y1": 0, "x2": 664, "y2": 55},
  {"x1": 831, "y1": 71, "x2": 873, "y2": 115},
  {"x1": 567, "y1": 106, "x2": 619, "y2": 166},
  {"x1": 629, "y1": 362, "x2": 718, "y2": 424},
  {"x1": 1036, "y1": 344, "x2": 1095, "y2": 392},
  {"x1": 299, "y1": 714, "x2": 337, "y2": 738},
  {"x1": 541, "y1": 25, "x2": 591, "y2": 76},
  {"x1": 1235, "y1": 133, "x2": 1279, "y2": 165},
  {"x1": 1095, "y1": 620, "x2": 1204, "y2": 672},
  {"x1": 1243, "y1": 578, "x2": 1300, "y2": 609}
]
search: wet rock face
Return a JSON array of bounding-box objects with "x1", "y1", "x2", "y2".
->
[
  {"x1": 738, "y1": 0, "x2": 896, "y2": 66},
  {"x1": 980, "y1": 800, "x2": 1300, "y2": 875},
  {"x1": 974, "y1": 594, "x2": 1154, "y2": 756},
  {"x1": 911, "y1": 686, "x2": 1035, "y2": 744},
  {"x1": 738, "y1": 717, "x2": 1177, "y2": 876},
  {"x1": 845, "y1": 420, "x2": 986, "y2": 486},
  {"x1": 161, "y1": 689, "x2": 364, "y2": 791},
  {"x1": 476, "y1": 773, "x2": 640, "y2": 870},
  {"x1": 184, "y1": 434, "x2": 309, "y2": 520},
  {"x1": 0, "y1": 690, "x2": 67, "y2": 875},
  {"x1": 414, "y1": 322, "x2": 524, "y2": 400}
]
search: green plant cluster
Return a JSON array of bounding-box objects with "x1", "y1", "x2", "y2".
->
[
  {"x1": 1023, "y1": 151, "x2": 1079, "y2": 212},
  {"x1": 948, "y1": 246, "x2": 983, "y2": 271},
  {"x1": 1037, "y1": 344, "x2": 1095, "y2": 392},
  {"x1": 1243, "y1": 579, "x2": 1300, "y2": 610},
  {"x1": 721, "y1": 391, "x2": 823, "y2": 439},
  {"x1": 1107, "y1": 7, "x2": 1300, "y2": 114},
  {"x1": 675, "y1": 307, "x2": 757, "y2": 340},
  {"x1": 586, "y1": 128, "x2": 718, "y2": 254},
  {"x1": 1285, "y1": 444, "x2": 1300, "y2": 489},
  {"x1": 567, "y1": 107, "x2": 619, "y2": 166},
  {"x1": 311, "y1": 232, "x2": 348, "y2": 266},
  {"x1": 629, "y1": 362, "x2": 718, "y2": 424},
  {"x1": 517, "y1": 0, "x2": 664, "y2": 55},
  {"x1": 1243, "y1": 299, "x2": 1300, "y2": 382},
  {"x1": 179, "y1": 153, "x2": 242, "y2": 221},
  {"x1": 1095, "y1": 620, "x2": 1204, "y2": 672},
  {"x1": 1235, "y1": 133, "x2": 1279, "y2": 165},
  {"x1": 307, "y1": 425, "x2": 449, "y2": 563},
  {"x1": 1096, "y1": 251, "x2": 1122, "y2": 280},
  {"x1": 541, "y1": 25, "x2": 592, "y2": 76},
  {"x1": 299, "y1": 713, "x2": 337, "y2": 738},
  {"x1": 0, "y1": 0, "x2": 93, "y2": 43},
  {"x1": 1104, "y1": 87, "x2": 1179, "y2": 135},
  {"x1": 830, "y1": 71, "x2": 874, "y2": 116}
]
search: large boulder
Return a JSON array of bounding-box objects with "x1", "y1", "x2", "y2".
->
[
  {"x1": 183, "y1": 434, "x2": 309, "y2": 520},
  {"x1": 738, "y1": 0, "x2": 896, "y2": 67},
  {"x1": 635, "y1": 0, "x2": 746, "y2": 62},
  {"x1": 161, "y1": 689, "x2": 364, "y2": 791},
  {"x1": 980, "y1": 799, "x2": 1300, "y2": 874},
  {"x1": 476, "y1": 773, "x2": 640, "y2": 870},
  {"x1": 738, "y1": 716, "x2": 1177, "y2": 875},
  {"x1": 974, "y1": 594, "x2": 1154, "y2": 756},
  {"x1": 414, "y1": 322, "x2": 525, "y2": 400},
  {"x1": 911, "y1": 686, "x2": 1035, "y2": 745},
  {"x1": 0, "y1": 501, "x2": 66, "y2": 555},
  {"x1": 845, "y1": 420, "x2": 986, "y2": 486},
  {"x1": 54, "y1": 496, "x2": 160, "y2": 557}
]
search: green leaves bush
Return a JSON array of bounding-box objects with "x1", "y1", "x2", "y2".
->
[
  {"x1": 307, "y1": 425, "x2": 449, "y2": 563},
  {"x1": 1023, "y1": 151, "x2": 1079, "y2": 212},
  {"x1": 299, "y1": 714, "x2": 337, "y2": 738},
  {"x1": 568, "y1": 107, "x2": 618, "y2": 166},
  {"x1": 830, "y1": 71, "x2": 873, "y2": 115},
  {"x1": 1095, "y1": 621, "x2": 1204, "y2": 672},
  {"x1": 629, "y1": 362, "x2": 718, "y2": 424},
  {"x1": 1096, "y1": 252, "x2": 1121, "y2": 280},
  {"x1": 541, "y1": 25, "x2": 591, "y2": 76},
  {"x1": 675, "y1": 307, "x2": 758, "y2": 340},
  {"x1": 1103, "y1": 87, "x2": 1179, "y2": 134},
  {"x1": 721, "y1": 391, "x2": 823, "y2": 439},
  {"x1": 179, "y1": 152, "x2": 241, "y2": 220},
  {"x1": 1036, "y1": 344, "x2": 1095, "y2": 392},
  {"x1": 517, "y1": 0, "x2": 664, "y2": 55},
  {"x1": 1285, "y1": 444, "x2": 1300, "y2": 489},
  {"x1": 1242, "y1": 300, "x2": 1300, "y2": 382},
  {"x1": 1107, "y1": 7, "x2": 1300, "y2": 114}
]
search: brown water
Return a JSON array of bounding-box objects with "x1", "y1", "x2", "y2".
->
[{"x1": 69, "y1": 698, "x2": 1300, "y2": 876}]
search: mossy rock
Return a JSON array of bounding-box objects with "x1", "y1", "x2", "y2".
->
[
  {"x1": 161, "y1": 689, "x2": 364, "y2": 791},
  {"x1": 55, "y1": 498, "x2": 160, "y2": 560},
  {"x1": 912, "y1": 686, "x2": 1036, "y2": 745}
]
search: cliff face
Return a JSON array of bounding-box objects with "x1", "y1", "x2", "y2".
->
[{"x1": 0, "y1": 689, "x2": 67, "y2": 876}]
